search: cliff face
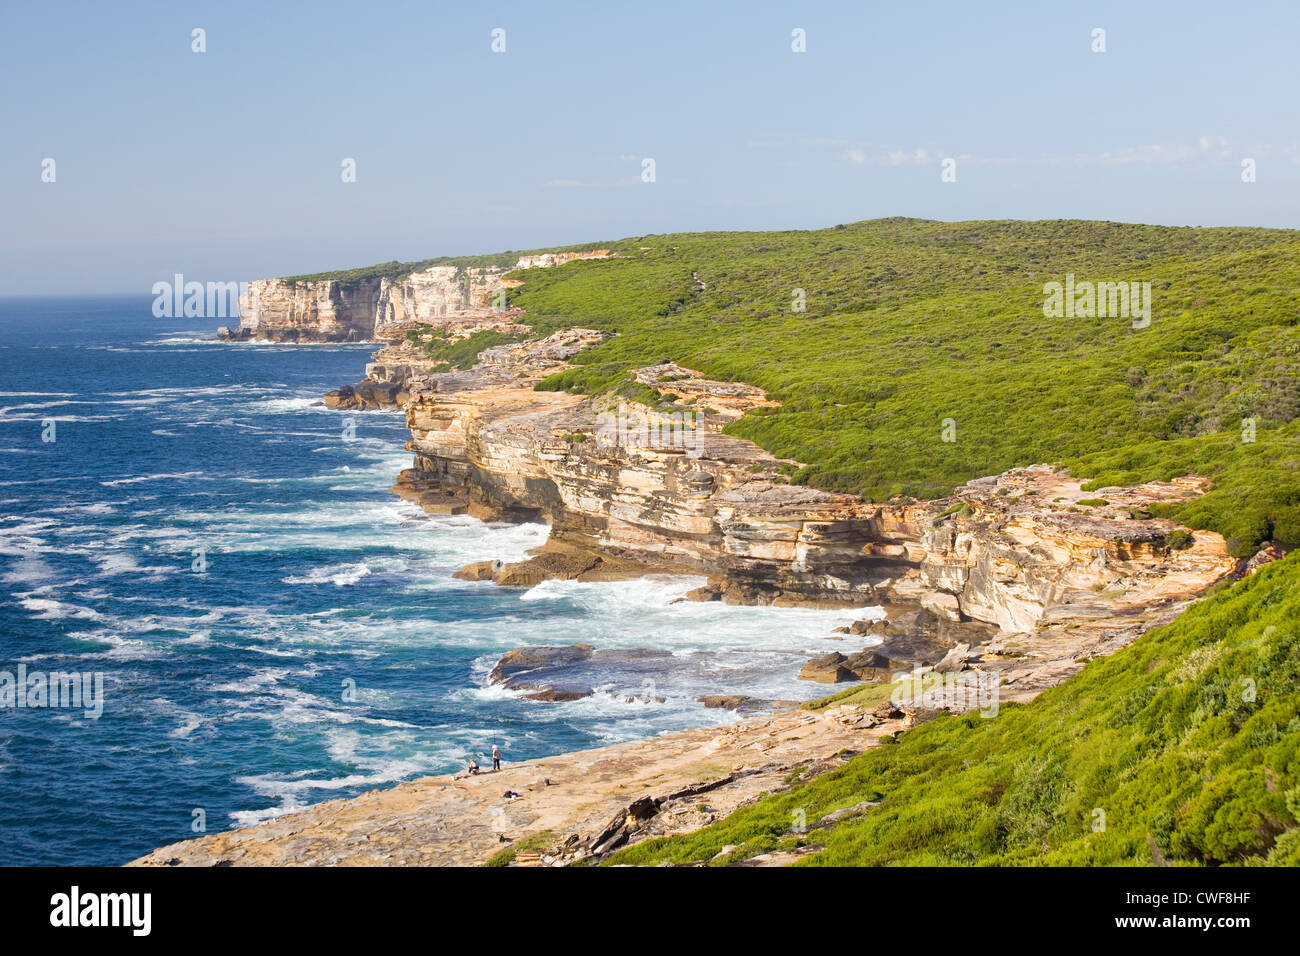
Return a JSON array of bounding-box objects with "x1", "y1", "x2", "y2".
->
[
  {"x1": 386, "y1": 334, "x2": 1237, "y2": 638},
  {"x1": 220, "y1": 278, "x2": 385, "y2": 342},
  {"x1": 220, "y1": 252, "x2": 608, "y2": 343},
  {"x1": 218, "y1": 267, "x2": 508, "y2": 343},
  {"x1": 375, "y1": 267, "x2": 510, "y2": 334}
]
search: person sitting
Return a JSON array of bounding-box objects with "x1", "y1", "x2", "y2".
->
[{"x1": 467, "y1": 757, "x2": 480, "y2": 775}]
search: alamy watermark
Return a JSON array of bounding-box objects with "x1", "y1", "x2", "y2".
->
[
  {"x1": 151, "y1": 274, "x2": 249, "y2": 319},
  {"x1": 594, "y1": 400, "x2": 705, "y2": 457},
  {"x1": 1043, "y1": 274, "x2": 1151, "y2": 328},
  {"x1": 890, "y1": 666, "x2": 1000, "y2": 718},
  {"x1": 1, "y1": 664, "x2": 104, "y2": 719}
]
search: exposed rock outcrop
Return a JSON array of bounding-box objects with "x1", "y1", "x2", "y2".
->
[
  {"x1": 487, "y1": 644, "x2": 595, "y2": 701},
  {"x1": 389, "y1": 328, "x2": 1236, "y2": 633},
  {"x1": 219, "y1": 252, "x2": 612, "y2": 344},
  {"x1": 221, "y1": 277, "x2": 385, "y2": 342}
]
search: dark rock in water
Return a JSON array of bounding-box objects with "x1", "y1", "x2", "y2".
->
[
  {"x1": 324, "y1": 380, "x2": 403, "y2": 410},
  {"x1": 683, "y1": 584, "x2": 721, "y2": 602},
  {"x1": 453, "y1": 559, "x2": 504, "y2": 581},
  {"x1": 488, "y1": 645, "x2": 595, "y2": 701},
  {"x1": 489, "y1": 644, "x2": 594, "y2": 684},
  {"x1": 698, "y1": 694, "x2": 754, "y2": 710},
  {"x1": 844, "y1": 633, "x2": 951, "y2": 674},
  {"x1": 850, "y1": 619, "x2": 882, "y2": 635},
  {"x1": 592, "y1": 648, "x2": 672, "y2": 662},
  {"x1": 517, "y1": 684, "x2": 592, "y2": 702},
  {"x1": 492, "y1": 551, "x2": 602, "y2": 587},
  {"x1": 695, "y1": 694, "x2": 795, "y2": 713},
  {"x1": 323, "y1": 386, "x2": 355, "y2": 409}
]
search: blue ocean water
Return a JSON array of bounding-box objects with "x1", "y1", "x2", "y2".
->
[{"x1": 0, "y1": 297, "x2": 880, "y2": 865}]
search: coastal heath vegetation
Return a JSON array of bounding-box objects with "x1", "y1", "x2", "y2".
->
[{"x1": 488, "y1": 218, "x2": 1300, "y2": 557}]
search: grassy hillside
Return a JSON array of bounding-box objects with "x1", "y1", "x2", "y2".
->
[
  {"x1": 604, "y1": 553, "x2": 1300, "y2": 867},
  {"x1": 499, "y1": 218, "x2": 1300, "y2": 556}
]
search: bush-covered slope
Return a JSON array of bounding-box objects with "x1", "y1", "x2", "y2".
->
[
  {"x1": 503, "y1": 218, "x2": 1300, "y2": 556},
  {"x1": 605, "y1": 554, "x2": 1300, "y2": 867}
]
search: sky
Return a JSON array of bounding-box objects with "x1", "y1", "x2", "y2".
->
[{"x1": 2, "y1": 0, "x2": 1298, "y2": 294}]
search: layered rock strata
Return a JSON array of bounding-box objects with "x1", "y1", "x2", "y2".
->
[
  {"x1": 220, "y1": 276, "x2": 385, "y2": 342},
  {"x1": 219, "y1": 251, "x2": 612, "y2": 343},
  {"x1": 388, "y1": 332, "x2": 1236, "y2": 632}
]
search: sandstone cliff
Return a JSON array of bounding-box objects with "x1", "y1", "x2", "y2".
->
[
  {"x1": 219, "y1": 252, "x2": 609, "y2": 343},
  {"x1": 219, "y1": 267, "x2": 508, "y2": 344},
  {"x1": 383, "y1": 334, "x2": 1236, "y2": 631},
  {"x1": 220, "y1": 277, "x2": 385, "y2": 342}
]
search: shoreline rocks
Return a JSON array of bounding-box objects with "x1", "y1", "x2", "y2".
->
[
  {"x1": 485, "y1": 644, "x2": 678, "y2": 704},
  {"x1": 324, "y1": 382, "x2": 409, "y2": 410},
  {"x1": 488, "y1": 645, "x2": 595, "y2": 702}
]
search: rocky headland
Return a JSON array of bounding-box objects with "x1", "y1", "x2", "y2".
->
[
  {"x1": 217, "y1": 251, "x2": 611, "y2": 344},
  {"x1": 176, "y1": 260, "x2": 1281, "y2": 867}
]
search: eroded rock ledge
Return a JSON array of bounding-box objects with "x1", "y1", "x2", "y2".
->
[{"x1": 371, "y1": 328, "x2": 1236, "y2": 632}]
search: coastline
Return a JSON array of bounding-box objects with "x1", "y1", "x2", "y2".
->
[
  {"x1": 134, "y1": 281, "x2": 1262, "y2": 867},
  {"x1": 130, "y1": 573, "x2": 1214, "y2": 867}
]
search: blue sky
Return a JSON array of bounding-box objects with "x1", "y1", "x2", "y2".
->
[{"x1": 3, "y1": 0, "x2": 1298, "y2": 294}]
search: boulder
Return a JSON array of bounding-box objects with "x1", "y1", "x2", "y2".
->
[
  {"x1": 798, "y1": 652, "x2": 859, "y2": 684},
  {"x1": 323, "y1": 386, "x2": 356, "y2": 409},
  {"x1": 592, "y1": 648, "x2": 673, "y2": 662},
  {"x1": 931, "y1": 642, "x2": 972, "y2": 673},
  {"x1": 453, "y1": 560, "x2": 504, "y2": 581},
  {"x1": 517, "y1": 684, "x2": 591, "y2": 702},
  {"x1": 697, "y1": 695, "x2": 753, "y2": 710},
  {"x1": 488, "y1": 645, "x2": 594, "y2": 684},
  {"x1": 815, "y1": 800, "x2": 879, "y2": 828},
  {"x1": 492, "y1": 551, "x2": 602, "y2": 587}
]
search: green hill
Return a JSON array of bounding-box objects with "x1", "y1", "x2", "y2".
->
[
  {"x1": 605, "y1": 553, "x2": 1300, "y2": 867},
  {"x1": 502, "y1": 218, "x2": 1300, "y2": 557}
]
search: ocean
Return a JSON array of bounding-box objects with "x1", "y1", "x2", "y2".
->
[{"x1": 0, "y1": 296, "x2": 880, "y2": 865}]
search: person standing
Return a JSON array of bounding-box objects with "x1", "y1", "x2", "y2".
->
[{"x1": 492, "y1": 744, "x2": 501, "y2": 772}]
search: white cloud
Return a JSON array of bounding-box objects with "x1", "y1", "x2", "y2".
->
[
  {"x1": 887, "y1": 147, "x2": 931, "y2": 166},
  {"x1": 1060, "y1": 138, "x2": 1237, "y2": 167}
]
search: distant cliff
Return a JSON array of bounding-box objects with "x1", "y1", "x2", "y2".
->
[{"x1": 218, "y1": 252, "x2": 611, "y2": 343}]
